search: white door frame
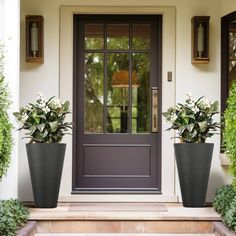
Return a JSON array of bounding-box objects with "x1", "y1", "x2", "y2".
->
[{"x1": 59, "y1": 6, "x2": 176, "y2": 202}]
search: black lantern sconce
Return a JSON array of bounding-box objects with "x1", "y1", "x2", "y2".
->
[
  {"x1": 26, "y1": 15, "x2": 44, "y2": 63},
  {"x1": 191, "y1": 16, "x2": 210, "y2": 64}
]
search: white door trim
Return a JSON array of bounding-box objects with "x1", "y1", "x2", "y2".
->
[{"x1": 59, "y1": 6, "x2": 176, "y2": 202}]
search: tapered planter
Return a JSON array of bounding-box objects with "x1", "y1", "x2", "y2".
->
[
  {"x1": 174, "y1": 143, "x2": 213, "y2": 207},
  {"x1": 26, "y1": 143, "x2": 66, "y2": 208}
]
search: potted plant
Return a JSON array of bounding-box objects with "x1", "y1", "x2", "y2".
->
[
  {"x1": 163, "y1": 93, "x2": 220, "y2": 207},
  {"x1": 14, "y1": 93, "x2": 72, "y2": 208}
]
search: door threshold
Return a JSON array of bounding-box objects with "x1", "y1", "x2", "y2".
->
[{"x1": 58, "y1": 194, "x2": 178, "y2": 203}]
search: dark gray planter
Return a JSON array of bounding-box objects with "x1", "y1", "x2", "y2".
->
[
  {"x1": 174, "y1": 143, "x2": 213, "y2": 207},
  {"x1": 26, "y1": 143, "x2": 66, "y2": 208}
]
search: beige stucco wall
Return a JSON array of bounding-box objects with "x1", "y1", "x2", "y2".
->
[
  {"x1": 20, "y1": 0, "x2": 232, "y2": 202},
  {"x1": 221, "y1": 0, "x2": 236, "y2": 16}
]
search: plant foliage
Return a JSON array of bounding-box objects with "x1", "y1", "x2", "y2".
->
[
  {"x1": 0, "y1": 199, "x2": 29, "y2": 236},
  {"x1": 223, "y1": 196, "x2": 236, "y2": 232},
  {"x1": 223, "y1": 80, "x2": 236, "y2": 187},
  {"x1": 14, "y1": 93, "x2": 72, "y2": 143},
  {"x1": 0, "y1": 43, "x2": 13, "y2": 179},
  {"x1": 213, "y1": 184, "x2": 236, "y2": 216},
  {"x1": 163, "y1": 93, "x2": 220, "y2": 143}
]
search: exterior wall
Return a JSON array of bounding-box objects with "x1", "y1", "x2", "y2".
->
[
  {"x1": 0, "y1": 0, "x2": 20, "y2": 199},
  {"x1": 221, "y1": 0, "x2": 236, "y2": 16},
  {"x1": 20, "y1": 0, "x2": 232, "y2": 202}
]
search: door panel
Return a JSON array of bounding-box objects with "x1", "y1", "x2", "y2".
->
[
  {"x1": 83, "y1": 145, "x2": 151, "y2": 177},
  {"x1": 73, "y1": 15, "x2": 162, "y2": 192}
]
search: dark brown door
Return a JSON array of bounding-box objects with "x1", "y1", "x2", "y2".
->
[{"x1": 73, "y1": 15, "x2": 162, "y2": 193}]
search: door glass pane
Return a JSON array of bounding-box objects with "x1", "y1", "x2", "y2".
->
[
  {"x1": 85, "y1": 24, "x2": 104, "y2": 50},
  {"x1": 132, "y1": 53, "x2": 150, "y2": 133},
  {"x1": 107, "y1": 53, "x2": 129, "y2": 133},
  {"x1": 107, "y1": 24, "x2": 129, "y2": 50},
  {"x1": 229, "y1": 60, "x2": 236, "y2": 90},
  {"x1": 132, "y1": 24, "x2": 151, "y2": 50},
  {"x1": 228, "y1": 23, "x2": 236, "y2": 91},
  {"x1": 229, "y1": 32, "x2": 236, "y2": 58},
  {"x1": 84, "y1": 53, "x2": 104, "y2": 133}
]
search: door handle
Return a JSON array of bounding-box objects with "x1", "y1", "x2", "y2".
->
[{"x1": 152, "y1": 88, "x2": 158, "y2": 133}]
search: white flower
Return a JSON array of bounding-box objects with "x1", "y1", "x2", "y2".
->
[
  {"x1": 26, "y1": 104, "x2": 33, "y2": 111},
  {"x1": 21, "y1": 113, "x2": 28, "y2": 122},
  {"x1": 186, "y1": 93, "x2": 194, "y2": 105},
  {"x1": 170, "y1": 114, "x2": 178, "y2": 122},
  {"x1": 37, "y1": 92, "x2": 45, "y2": 99},
  {"x1": 37, "y1": 101, "x2": 46, "y2": 108},
  {"x1": 192, "y1": 106, "x2": 199, "y2": 113},
  {"x1": 186, "y1": 92, "x2": 193, "y2": 98},
  {"x1": 42, "y1": 106, "x2": 50, "y2": 113},
  {"x1": 204, "y1": 99, "x2": 211, "y2": 108},
  {"x1": 37, "y1": 92, "x2": 46, "y2": 103},
  {"x1": 49, "y1": 98, "x2": 62, "y2": 109},
  {"x1": 199, "y1": 99, "x2": 211, "y2": 109}
]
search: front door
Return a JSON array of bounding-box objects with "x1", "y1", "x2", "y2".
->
[{"x1": 73, "y1": 15, "x2": 162, "y2": 192}]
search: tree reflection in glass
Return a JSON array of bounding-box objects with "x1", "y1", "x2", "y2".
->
[
  {"x1": 83, "y1": 23, "x2": 152, "y2": 134},
  {"x1": 84, "y1": 53, "x2": 104, "y2": 133},
  {"x1": 229, "y1": 23, "x2": 236, "y2": 90},
  {"x1": 107, "y1": 53, "x2": 129, "y2": 133}
]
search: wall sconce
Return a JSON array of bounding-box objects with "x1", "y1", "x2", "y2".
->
[
  {"x1": 26, "y1": 15, "x2": 44, "y2": 63},
  {"x1": 191, "y1": 16, "x2": 210, "y2": 64}
]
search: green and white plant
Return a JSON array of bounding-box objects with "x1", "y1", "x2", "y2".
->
[
  {"x1": 163, "y1": 93, "x2": 220, "y2": 143},
  {"x1": 0, "y1": 43, "x2": 13, "y2": 179},
  {"x1": 13, "y1": 93, "x2": 72, "y2": 143}
]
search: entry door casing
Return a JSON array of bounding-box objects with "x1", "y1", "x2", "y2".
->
[{"x1": 73, "y1": 15, "x2": 162, "y2": 193}]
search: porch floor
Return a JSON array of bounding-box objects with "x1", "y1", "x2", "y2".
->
[{"x1": 29, "y1": 203, "x2": 220, "y2": 221}]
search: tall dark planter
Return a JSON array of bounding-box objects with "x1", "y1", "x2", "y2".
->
[
  {"x1": 26, "y1": 143, "x2": 66, "y2": 208},
  {"x1": 174, "y1": 143, "x2": 213, "y2": 207}
]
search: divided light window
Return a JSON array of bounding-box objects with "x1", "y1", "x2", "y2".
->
[{"x1": 83, "y1": 23, "x2": 152, "y2": 134}]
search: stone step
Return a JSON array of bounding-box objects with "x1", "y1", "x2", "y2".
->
[
  {"x1": 35, "y1": 220, "x2": 216, "y2": 234},
  {"x1": 29, "y1": 203, "x2": 220, "y2": 234},
  {"x1": 35, "y1": 234, "x2": 216, "y2": 236}
]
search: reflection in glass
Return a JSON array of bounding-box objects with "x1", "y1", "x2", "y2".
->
[
  {"x1": 229, "y1": 32, "x2": 236, "y2": 58},
  {"x1": 228, "y1": 23, "x2": 236, "y2": 91},
  {"x1": 132, "y1": 53, "x2": 150, "y2": 133},
  {"x1": 107, "y1": 53, "x2": 129, "y2": 133},
  {"x1": 107, "y1": 24, "x2": 129, "y2": 50},
  {"x1": 229, "y1": 60, "x2": 236, "y2": 90},
  {"x1": 132, "y1": 24, "x2": 151, "y2": 50},
  {"x1": 85, "y1": 24, "x2": 104, "y2": 50},
  {"x1": 84, "y1": 53, "x2": 104, "y2": 133}
]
